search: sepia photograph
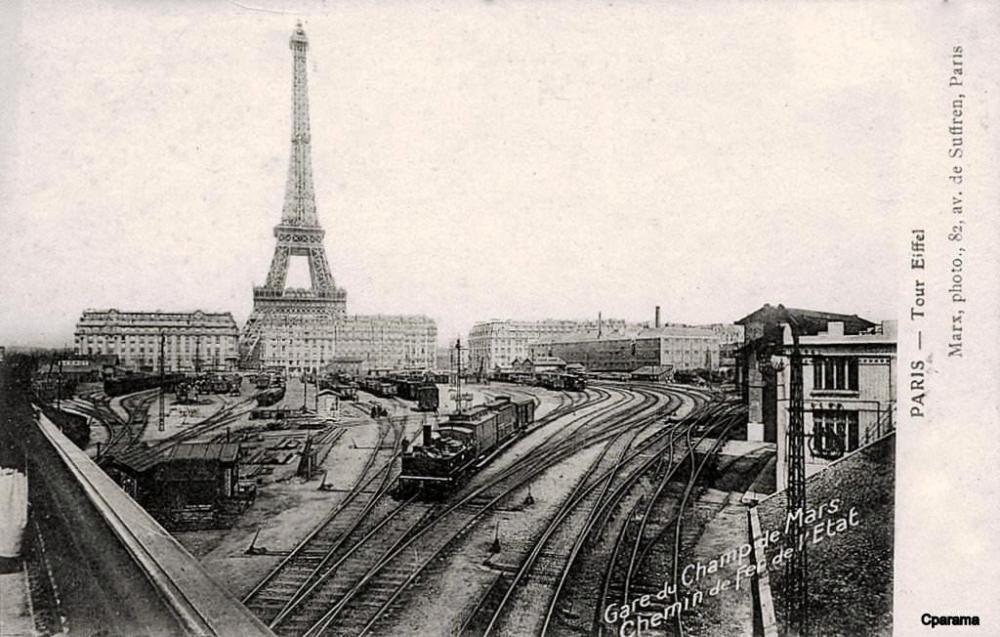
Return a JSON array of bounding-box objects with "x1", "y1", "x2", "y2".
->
[{"x1": 1, "y1": 2, "x2": 997, "y2": 636}]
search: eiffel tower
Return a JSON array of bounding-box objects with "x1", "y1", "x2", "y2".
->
[{"x1": 242, "y1": 23, "x2": 346, "y2": 364}]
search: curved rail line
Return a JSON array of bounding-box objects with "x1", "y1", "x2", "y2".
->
[
  {"x1": 243, "y1": 419, "x2": 405, "y2": 622},
  {"x1": 470, "y1": 388, "x2": 719, "y2": 636},
  {"x1": 591, "y1": 402, "x2": 745, "y2": 637},
  {"x1": 246, "y1": 386, "x2": 606, "y2": 635},
  {"x1": 300, "y1": 386, "x2": 683, "y2": 636},
  {"x1": 267, "y1": 386, "x2": 645, "y2": 635}
]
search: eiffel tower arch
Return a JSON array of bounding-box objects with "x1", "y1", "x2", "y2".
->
[{"x1": 242, "y1": 22, "x2": 346, "y2": 367}]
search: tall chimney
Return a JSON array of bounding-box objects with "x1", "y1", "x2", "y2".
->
[{"x1": 655, "y1": 306, "x2": 661, "y2": 329}]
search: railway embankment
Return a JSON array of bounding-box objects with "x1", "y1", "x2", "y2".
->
[{"x1": 756, "y1": 433, "x2": 894, "y2": 636}]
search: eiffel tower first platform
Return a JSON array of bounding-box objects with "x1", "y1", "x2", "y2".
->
[{"x1": 241, "y1": 24, "x2": 436, "y2": 373}]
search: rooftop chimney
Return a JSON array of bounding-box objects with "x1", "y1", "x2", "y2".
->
[{"x1": 655, "y1": 306, "x2": 661, "y2": 329}]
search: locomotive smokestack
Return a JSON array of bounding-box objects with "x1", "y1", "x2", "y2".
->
[
  {"x1": 422, "y1": 423, "x2": 433, "y2": 447},
  {"x1": 655, "y1": 305, "x2": 661, "y2": 329}
]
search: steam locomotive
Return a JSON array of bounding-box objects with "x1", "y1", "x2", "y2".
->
[{"x1": 396, "y1": 395, "x2": 535, "y2": 497}]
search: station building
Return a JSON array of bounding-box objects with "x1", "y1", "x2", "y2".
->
[
  {"x1": 74, "y1": 309, "x2": 240, "y2": 373},
  {"x1": 467, "y1": 317, "x2": 628, "y2": 373},
  {"x1": 772, "y1": 319, "x2": 897, "y2": 491}
]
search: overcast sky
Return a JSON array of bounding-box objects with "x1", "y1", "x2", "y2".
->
[{"x1": 1, "y1": 1, "x2": 945, "y2": 346}]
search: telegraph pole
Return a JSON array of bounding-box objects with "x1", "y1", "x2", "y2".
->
[
  {"x1": 55, "y1": 359, "x2": 63, "y2": 409},
  {"x1": 302, "y1": 373, "x2": 308, "y2": 411},
  {"x1": 453, "y1": 338, "x2": 466, "y2": 414},
  {"x1": 158, "y1": 331, "x2": 166, "y2": 432}
]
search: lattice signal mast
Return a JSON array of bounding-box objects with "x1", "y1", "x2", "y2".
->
[
  {"x1": 452, "y1": 338, "x2": 467, "y2": 414},
  {"x1": 158, "y1": 331, "x2": 166, "y2": 432},
  {"x1": 243, "y1": 22, "x2": 347, "y2": 358},
  {"x1": 784, "y1": 312, "x2": 809, "y2": 635}
]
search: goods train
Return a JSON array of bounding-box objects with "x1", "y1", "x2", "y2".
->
[
  {"x1": 317, "y1": 374, "x2": 357, "y2": 398},
  {"x1": 357, "y1": 375, "x2": 439, "y2": 412},
  {"x1": 317, "y1": 378, "x2": 359, "y2": 401},
  {"x1": 396, "y1": 395, "x2": 535, "y2": 497},
  {"x1": 536, "y1": 372, "x2": 586, "y2": 391},
  {"x1": 103, "y1": 373, "x2": 184, "y2": 397},
  {"x1": 392, "y1": 379, "x2": 439, "y2": 411},
  {"x1": 489, "y1": 370, "x2": 587, "y2": 392},
  {"x1": 255, "y1": 385, "x2": 286, "y2": 407}
]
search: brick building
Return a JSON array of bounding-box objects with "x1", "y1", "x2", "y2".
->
[{"x1": 531, "y1": 325, "x2": 721, "y2": 373}]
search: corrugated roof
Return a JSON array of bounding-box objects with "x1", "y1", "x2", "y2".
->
[
  {"x1": 108, "y1": 442, "x2": 240, "y2": 473},
  {"x1": 168, "y1": 443, "x2": 240, "y2": 463},
  {"x1": 735, "y1": 304, "x2": 874, "y2": 334},
  {"x1": 108, "y1": 443, "x2": 163, "y2": 473}
]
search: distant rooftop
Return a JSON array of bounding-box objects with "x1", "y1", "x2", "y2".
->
[{"x1": 538, "y1": 323, "x2": 718, "y2": 344}]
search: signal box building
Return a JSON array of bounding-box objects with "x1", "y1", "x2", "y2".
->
[
  {"x1": 772, "y1": 320, "x2": 896, "y2": 491},
  {"x1": 103, "y1": 442, "x2": 247, "y2": 530},
  {"x1": 735, "y1": 304, "x2": 875, "y2": 443}
]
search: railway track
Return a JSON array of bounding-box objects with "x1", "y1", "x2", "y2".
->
[
  {"x1": 254, "y1": 387, "x2": 618, "y2": 635},
  {"x1": 243, "y1": 387, "x2": 601, "y2": 629},
  {"x1": 473, "y1": 423, "x2": 654, "y2": 636},
  {"x1": 463, "y1": 391, "x2": 720, "y2": 636},
  {"x1": 242, "y1": 420, "x2": 406, "y2": 624},
  {"x1": 289, "y1": 385, "x2": 684, "y2": 636},
  {"x1": 592, "y1": 404, "x2": 746, "y2": 637}
]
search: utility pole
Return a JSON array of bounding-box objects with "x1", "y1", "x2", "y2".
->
[
  {"x1": 195, "y1": 336, "x2": 201, "y2": 375},
  {"x1": 158, "y1": 331, "x2": 166, "y2": 432},
  {"x1": 784, "y1": 312, "x2": 808, "y2": 636},
  {"x1": 453, "y1": 338, "x2": 466, "y2": 414},
  {"x1": 55, "y1": 358, "x2": 63, "y2": 409},
  {"x1": 302, "y1": 373, "x2": 308, "y2": 411}
]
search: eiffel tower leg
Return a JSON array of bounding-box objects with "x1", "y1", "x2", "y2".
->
[
  {"x1": 307, "y1": 246, "x2": 334, "y2": 291},
  {"x1": 265, "y1": 245, "x2": 291, "y2": 289}
]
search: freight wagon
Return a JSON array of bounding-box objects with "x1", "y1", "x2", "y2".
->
[
  {"x1": 104, "y1": 373, "x2": 184, "y2": 397},
  {"x1": 255, "y1": 386, "x2": 286, "y2": 407}
]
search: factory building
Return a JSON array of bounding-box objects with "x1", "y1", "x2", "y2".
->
[
  {"x1": 74, "y1": 309, "x2": 239, "y2": 372},
  {"x1": 530, "y1": 325, "x2": 721, "y2": 373},
  {"x1": 467, "y1": 317, "x2": 628, "y2": 373},
  {"x1": 772, "y1": 320, "x2": 897, "y2": 491}
]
